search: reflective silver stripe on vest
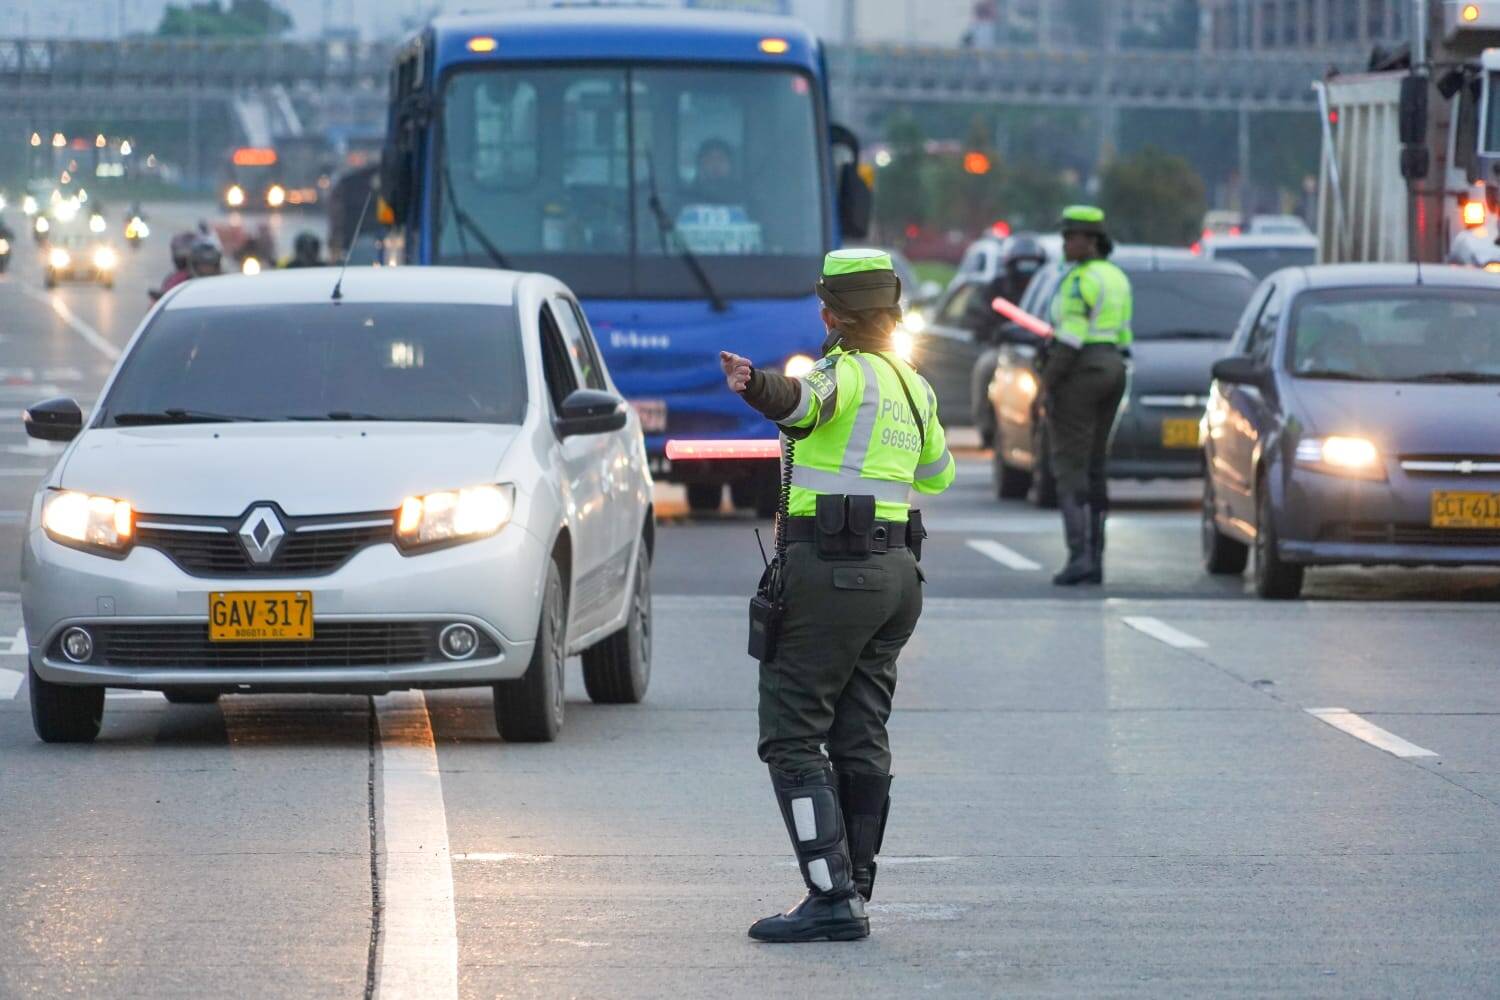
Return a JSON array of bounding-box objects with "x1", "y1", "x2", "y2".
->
[
  {"x1": 778, "y1": 379, "x2": 814, "y2": 427},
  {"x1": 914, "y1": 450, "x2": 953, "y2": 482},
  {"x1": 840, "y1": 354, "x2": 883, "y2": 480},
  {"x1": 1085, "y1": 266, "x2": 1124, "y2": 343},
  {"x1": 790, "y1": 466, "x2": 913, "y2": 503}
]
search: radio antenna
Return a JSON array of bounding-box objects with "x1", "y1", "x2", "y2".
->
[{"x1": 331, "y1": 186, "x2": 375, "y2": 302}]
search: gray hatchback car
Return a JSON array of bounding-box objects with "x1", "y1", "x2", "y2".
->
[{"x1": 1203, "y1": 264, "x2": 1500, "y2": 598}]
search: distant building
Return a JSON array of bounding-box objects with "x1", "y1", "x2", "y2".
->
[{"x1": 1199, "y1": 0, "x2": 1407, "y2": 52}]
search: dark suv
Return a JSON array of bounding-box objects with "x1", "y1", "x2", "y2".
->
[{"x1": 985, "y1": 247, "x2": 1256, "y2": 506}]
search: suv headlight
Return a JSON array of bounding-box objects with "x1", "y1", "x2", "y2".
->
[
  {"x1": 42, "y1": 490, "x2": 133, "y2": 552},
  {"x1": 1294, "y1": 435, "x2": 1385, "y2": 480},
  {"x1": 396, "y1": 484, "x2": 514, "y2": 550}
]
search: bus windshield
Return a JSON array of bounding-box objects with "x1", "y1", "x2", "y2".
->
[{"x1": 437, "y1": 64, "x2": 826, "y2": 300}]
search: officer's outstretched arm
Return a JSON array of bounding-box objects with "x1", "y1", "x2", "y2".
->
[
  {"x1": 740, "y1": 356, "x2": 856, "y2": 442},
  {"x1": 913, "y1": 381, "x2": 955, "y2": 495}
]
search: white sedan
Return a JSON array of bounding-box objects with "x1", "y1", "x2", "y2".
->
[{"x1": 20, "y1": 267, "x2": 654, "y2": 743}]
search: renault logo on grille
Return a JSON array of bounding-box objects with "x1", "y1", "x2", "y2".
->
[{"x1": 238, "y1": 506, "x2": 285, "y2": 564}]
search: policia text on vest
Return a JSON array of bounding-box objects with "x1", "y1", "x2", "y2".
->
[{"x1": 719, "y1": 249, "x2": 955, "y2": 944}]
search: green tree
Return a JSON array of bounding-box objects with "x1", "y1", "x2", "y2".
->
[
  {"x1": 873, "y1": 113, "x2": 929, "y2": 241},
  {"x1": 158, "y1": 0, "x2": 293, "y2": 38},
  {"x1": 1099, "y1": 146, "x2": 1206, "y2": 245}
]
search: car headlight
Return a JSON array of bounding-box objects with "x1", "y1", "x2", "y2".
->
[
  {"x1": 901, "y1": 309, "x2": 927, "y2": 335},
  {"x1": 35, "y1": 217, "x2": 49, "y2": 234},
  {"x1": 266, "y1": 184, "x2": 286, "y2": 208},
  {"x1": 225, "y1": 184, "x2": 245, "y2": 207},
  {"x1": 242, "y1": 256, "x2": 262, "y2": 275},
  {"x1": 784, "y1": 354, "x2": 816, "y2": 378},
  {"x1": 42, "y1": 490, "x2": 133, "y2": 552},
  {"x1": 0, "y1": 238, "x2": 9, "y2": 254},
  {"x1": 891, "y1": 328, "x2": 915, "y2": 363},
  {"x1": 22, "y1": 195, "x2": 37, "y2": 215},
  {"x1": 1294, "y1": 435, "x2": 1384, "y2": 479},
  {"x1": 93, "y1": 246, "x2": 117, "y2": 270},
  {"x1": 396, "y1": 484, "x2": 514, "y2": 550},
  {"x1": 89, "y1": 213, "x2": 106, "y2": 233},
  {"x1": 48, "y1": 247, "x2": 70, "y2": 269}
]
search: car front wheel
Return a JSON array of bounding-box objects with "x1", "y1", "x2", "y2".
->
[
  {"x1": 1201, "y1": 477, "x2": 1249, "y2": 575},
  {"x1": 1030, "y1": 426, "x2": 1058, "y2": 509},
  {"x1": 495, "y1": 556, "x2": 567, "y2": 742},
  {"x1": 29, "y1": 663, "x2": 104, "y2": 743},
  {"x1": 1253, "y1": 482, "x2": 1304, "y2": 599},
  {"x1": 582, "y1": 539, "x2": 651, "y2": 704}
]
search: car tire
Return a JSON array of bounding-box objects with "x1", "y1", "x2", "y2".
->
[
  {"x1": 582, "y1": 540, "x2": 651, "y2": 705},
  {"x1": 1253, "y1": 481, "x2": 1304, "y2": 599},
  {"x1": 1201, "y1": 478, "x2": 1249, "y2": 575},
  {"x1": 686, "y1": 483, "x2": 722, "y2": 513},
  {"x1": 1030, "y1": 427, "x2": 1059, "y2": 509},
  {"x1": 495, "y1": 556, "x2": 567, "y2": 742},
  {"x1": 163, "y1": 690, "x2": 221, "y2": 705},
  {"x1": 29, "y1": 662, "x2": 104, "y2": 743},
  {"x1": 992, "y1": 434, "x2": 1032, "y2": 500},
  {"x1": 975, "y1": 404, "x2": 996, "y2": 450}
]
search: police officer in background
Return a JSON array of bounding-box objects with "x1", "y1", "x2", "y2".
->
[
  {"x1": 719, "y1": 249, "x2": 956, "y2": 943},
  {"x1": 1044, "y1": 206, "x2": 1132, "y2": 586}
]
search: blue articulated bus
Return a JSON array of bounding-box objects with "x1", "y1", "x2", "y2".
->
[{"x1": 377, "y1": 7, "x2": 872, "y2": 514}]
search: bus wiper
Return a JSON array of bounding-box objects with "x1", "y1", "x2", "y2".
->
[
  {"x1": 644, "y1": 155, "x2": 727, "y2": 313},
  {"x1": 112, "y1": 408, "x2": 264, "y2": 425},
  {"x1": 441, "y1": 157, "x2": 510, "y2": 270},
  {"x1": 1400, "y1": 370, "x2": 1500, "y2": 383}
]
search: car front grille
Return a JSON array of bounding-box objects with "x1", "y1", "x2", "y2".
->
[
  {"x1": 1320, "y1": 522, "x2": 1500, "y2": 547},
  {"x1": 70, "y1": 622, "x2": 499, "y2": 669},
  {"x1": 135, "y1": 523, "x2": 392, "y2": 577}
]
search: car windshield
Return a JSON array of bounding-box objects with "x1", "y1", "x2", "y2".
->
[
  {"x1": 438, "y1": 64, "x2": 825, "y2": 299},
  {"x1": 1289, "y1": 288, "x2": 1500, "y2": 382},
  {"x1": 1209, "y1": 245, "x2": 1315, "y2": 280},
  {"x1": 1130, "y1": 270, "x2": 1256, "y2": 340},
  {"x1": 99, "y1": 303, "x2": 528, "y2": 425}
]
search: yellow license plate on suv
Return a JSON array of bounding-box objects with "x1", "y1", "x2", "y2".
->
[
  {"x1": 209, "y1": 591, "x2": 313, "y2": 642},
  {"x1": 1161, "y1": 418, "x2": 1201, "y2": 449},
  {"x1": 1431, "y1": 491, "x2": 1500, "y2": 529}
]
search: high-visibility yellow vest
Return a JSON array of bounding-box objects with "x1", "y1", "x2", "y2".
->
[{"x1": 1052, "y1": 259, "x2": 1133, "y2": 349}]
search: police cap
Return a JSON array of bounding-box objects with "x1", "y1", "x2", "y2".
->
[
  {"x1": 816, "y1": 248, "x2": 902, "y2": 313},
  {"x1": 1058, "y1": 205, "x2": 1108, "y2": 237}
]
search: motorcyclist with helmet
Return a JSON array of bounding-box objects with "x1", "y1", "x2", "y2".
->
[
  {"x1": 150, "y1": 231, "x2": 197, "y2": 300},
  {"x1": 282, "y1": 231, "x2": 325, "y2": 268}
]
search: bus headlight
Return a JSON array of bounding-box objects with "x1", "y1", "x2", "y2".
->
[
  {"x1": 225, "y1": 184, "x2": 245, "y2": 208},
  {"x1": 266, "y1": 184, "x2": 286, "y2": 208}
]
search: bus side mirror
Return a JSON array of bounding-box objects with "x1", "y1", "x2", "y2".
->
[
  {"x1": 379, "y1": 143, "x2": 412, "y2": 226},
  {"x1": 830, "y1": 123, "x2": 872, "y2": 239}
]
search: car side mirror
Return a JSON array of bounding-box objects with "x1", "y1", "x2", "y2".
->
[
  {"x1": 24, "y1": 397, "x2": 83, "y2": 441},
  {"x1": 557, "y1": 388, "x2": 627, "y2": 438},
  {"x1": 1211, "y1": 356, "x2": 1270, "y2": 388}
]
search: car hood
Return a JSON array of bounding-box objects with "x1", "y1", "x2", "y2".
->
[
  {"x1": 60, "y1": 423, "x2": 523, "y2": 516},
  {"x1": 1127, "y1": 338, "x2": 1233, "y2": 396},
  {"x1": 1285, "y1": 379, "x2": 1500, "y2": 454}
]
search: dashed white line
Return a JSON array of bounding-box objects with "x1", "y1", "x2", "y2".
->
[
  {"x1": 373, "y1": 690, "x2": 458, "y2": 1000},
  {"x1": 18, "y1": 287, "x2": 122, "y2": 360},
  {"x1": 1305, "y1": 707, "x2": 1439, "y2": 759},
  {"x1": 1121, "y1": 616, "x2": 1208, "y2": 649},
  {"x1": 0, "y1": 668, "x2": 22, "y2": 700},
  {"x1": 965, "y1": 538, "x2": 1042, "y2": 571}
]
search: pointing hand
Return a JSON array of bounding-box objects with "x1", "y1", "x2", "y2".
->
[{"x1": 720, "y1": 351, "x2": 752, "y2": 393}]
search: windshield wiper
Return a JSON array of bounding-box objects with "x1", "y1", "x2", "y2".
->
[
  {"x1": 1293, "y1": 369, "x2": 1377, "y2": 381},
  {"x1": 644, "y1": 154, "x2": 727, "y2": 313},
  {"x1": 1398, "y1": 371, "x2": 1500, "y2": 383},
  {"x1": 1145, "y1": 330, "x2": 1230, "y2": 340},
  {"x1": 440, "y1": 151, "x2": 510, "y2": 270},
  {"x1": 289, "y1": 412, "x2": 475, "y2": 422},
  {"x1": 111, "y1": 408, "x2": 263, "y2": 426}
]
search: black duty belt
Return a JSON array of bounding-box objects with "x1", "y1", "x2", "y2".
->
[{"x1": 783, "y1": 516, "x2": 910, "y2": 550}]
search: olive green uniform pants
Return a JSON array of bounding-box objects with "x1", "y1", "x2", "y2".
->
[
  {"x1": 758, "y1": 541, "x2": 923, "y2": 776},
  {"x1": 1045, "y1": 345, "x2": 1128, "y2": 501}
]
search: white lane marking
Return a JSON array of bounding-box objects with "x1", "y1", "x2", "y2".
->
[
  {"x1": 108, "y1": 690, "x2": 166, "y2": 700},
  {"x1": 4, "y1": 628, "x2": 25, "y2": 655},
  {"x1": 1121, "y1": 616, "x2": 1208, "y2": 649},
  {"x1": 18, "y1": 287, "x2": 122, "y2": 360},
  {"x1": 965, "y1": 538, "x2": 1042, "y2": 571},
  {"x1": 374, "y1": 691, "x2": 458, "y2": 1000},
  {"x1": 1306, "y1": 707, "x2": 1439, "y2": 759},
  {"x1": 0, "y1": 668, "x2": 22, "y2": 699}
]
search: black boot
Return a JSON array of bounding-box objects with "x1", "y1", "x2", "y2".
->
[
  {"x1": 1052, "y1": 493, "x2": 1098, "y2": 586},
  {"x1": 837, "y1": 770, "x2": 891, "y2": 901},
  {"x1": 1085, "y1": 501, "x2": 1106, "y2": 584},
  {"x1": 749, "y1": 766, "x2": 870, "y2": 943}
]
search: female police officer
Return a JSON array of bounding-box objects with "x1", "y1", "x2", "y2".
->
[{"x1": 719, "y1": 249, "x2": 955, "y2": 942}]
